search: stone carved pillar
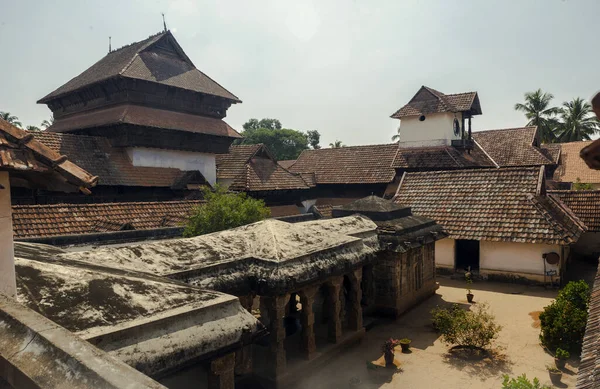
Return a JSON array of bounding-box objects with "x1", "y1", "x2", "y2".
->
[
  {"x1": 347, "y1": 268, "x2": 363, "y2": 331},
  {"x1": 208, "y1": 353, "x2": 236, "y2": 389},
  {"x1": 299, "y1": 285, "x2": 319, "y2": 360},
  {"x1": 235, "y1": 293, "x2": 255, "y2": 376},
  {"x1": 326, "y1": 276, "x2": 344, "y2": 343},
  {"x1": 263, "y1": 294, "x2": 289, "y2": 378}
]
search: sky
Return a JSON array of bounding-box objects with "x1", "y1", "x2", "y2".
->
[{"x1": 0, "y1": 0, "x2": 598, "y2": 147}]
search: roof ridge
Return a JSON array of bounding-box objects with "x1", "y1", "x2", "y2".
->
[
  {"x1": 473, "y1": 139, "x2": 500, "y2": 168},
  {"x1": 474, "y1": 126, "x2": 538, "y2": 134},
  {"x1": 109, "y1": 31, "x2": 166, "y2": 55},
  {"x1": 12, "y1": 199, "x2": 204, "y2": 210}
]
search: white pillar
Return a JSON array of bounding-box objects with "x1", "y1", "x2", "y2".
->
[{"x1": 0, "y1": 172, "x2": 16, "y2": 298}]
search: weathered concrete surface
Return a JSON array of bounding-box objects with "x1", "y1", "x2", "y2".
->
[
  {"x1": 49, "y1": 216, "x2": 379, "y2": 294},
  {"x1": 13, "y1": 242, "x2": 264, "y2": 378},
  {"x1": 0, "y1": 292, "x2": 166, "y2": 389}
]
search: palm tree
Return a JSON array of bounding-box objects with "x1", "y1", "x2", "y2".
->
[
  {"x1": 391, "y1": 125, "x2": 401, "y2": 142},
  {"x1": 514, "y1": 89, "x2": 560, "y2": 143},
  {"x1": 555, "y1": 98, "x2": 600, "y2": 142},
  {"x1": 41, "y1": 116, "x2": 54, "y2": 129},
  {"x1": 0, "y1": 111, "x2": 22, "y2": 128},
  {"x1": 26, "y1": 125, "x2": 41, "y2": 132},
  {"x1": 329, "y1": 140, "x2": 344, "y2": 148}
]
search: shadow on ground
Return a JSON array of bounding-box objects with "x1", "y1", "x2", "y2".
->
[{"x1": 441, "y1": 348, "x2": 514, "y2": 379}]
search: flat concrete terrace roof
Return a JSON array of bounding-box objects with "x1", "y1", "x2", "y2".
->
[
  {"x1": 51, "y1": 216, "x2": 379, "y2": 295},
  {"x1": 13, "y1": 242, "x2": 263, "y2": 378}
]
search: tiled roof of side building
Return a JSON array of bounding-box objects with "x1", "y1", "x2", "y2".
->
[
  {"x1": 0, "y1": 118, "x2": 98, "y2": 190},
  {"x1": 278, "y1": 160, "x2": 296, "y2": 169},
  {"x1": 540, "y1": 143, "x2": 561, "y2": 164},
  {"x1": 553, "y1": 141, "x2": 600, "y2": 184},
  {"x1": 39, "y1": 31, "x2": 240, "y2": 103},
  {"x1": 549, "y1": 190, "x2": 600, "y2": 232},
  {"x1": 394, "y1": 167, "x2": 585, "y2": 245},
  {"x1": 472, "y1": 127, "x2": 554, "y2": 167},
  {"x1": 12, "y1": 200, "x2": 204, "y2": 239},
  {"x1": 392, "y1": 145, "x2": 495, "y2": 169},
  {"x1": 289, "y1": 144, "x2": 399, "y2": 184},
  {"x1": 32, "y1": 132, "x2": 199, "y2": 187},
  {"x1": 578, "y1": 265, "x2": 600, "y2": 389}
]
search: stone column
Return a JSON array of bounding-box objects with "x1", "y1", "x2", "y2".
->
[
  {"x1": 347, "y1": 268, "x2": 363, "y2": 331},
  {"x1": 235, "y1": 293, "x2": 255, "y2": 376},
  {"x1": 263, "y1": 294, "x2": 289, "y2": 378},
  {"x1": 326, "y1": 276, "x2": 343, "y2": 343},
  {"x1": 299, "y1": 285, "x2": 319, "y2": 360},
  {"x1": 207, "y1": 353, "x2": 235, "y2": 389}
]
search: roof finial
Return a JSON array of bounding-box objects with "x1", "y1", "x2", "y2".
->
[
  {"x1": 162, "y1": 13, "x2": 167, "y2": 32},
  {"x1": 108, "y1": 36, "x2": 112, "y2": 53}
]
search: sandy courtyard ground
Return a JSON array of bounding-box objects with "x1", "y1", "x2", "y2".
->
[{"x1": 292, "y1": 277, "x2": 578, "y2": 389}]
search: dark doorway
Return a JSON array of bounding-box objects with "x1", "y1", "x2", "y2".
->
[{"x1": 455, "y1": 240, "x2": 480, "y2": 272}]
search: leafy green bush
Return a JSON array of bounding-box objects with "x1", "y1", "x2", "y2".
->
[
  {"x1": 431, "y1": 303, "x2": 502, "y2": 349},
  {"x1": 555, "y1": 348, "x2": 570, "y2": 360},
  {"x1": 183, "y1": 185, "x2": 271, "y2": 237},
  {"x1": 539, "y1": 280, "x2": 590, "y2": 353},
  {"x1": 501, "y1": 374, "x2": 550, "y2": 389}
]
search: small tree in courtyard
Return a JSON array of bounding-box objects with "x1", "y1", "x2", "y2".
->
[
  {"x1": 539, "y1": 280, "x2": 590, "y2": 353},
  {"x1": 183, "y1": 185, "x2": 271, "y2": 237},
  {"x1": 431, "y1": 303, "x2": 502, "y2": 350},
  {"x1": 501, "y1": 374, "x2": 550, "y2": 389}
]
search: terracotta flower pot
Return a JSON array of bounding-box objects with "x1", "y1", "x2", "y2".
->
[
  {"x1": 549, "y1": 370, "x2": 562, "y2": 385},
  {"x1": 466, "y1": 293, "x2": 474, "y2": 303},
  {"x1": 555, "y1": 357, "x2": 566, "y2": 369},
  {"x1": 384, "y1": 351, "x2": 395, "y2": 367},
  {"x1": 400, "y1": 341, "x2": 411, "y2": 353}
]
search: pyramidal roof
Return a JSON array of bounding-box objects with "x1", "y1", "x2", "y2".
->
[
  {"x1": 390, "y1": 86, "x2": 481, "y2": 119},
  {"x1": 38, "y1": 31, "x2": 240, "y2": 103}
]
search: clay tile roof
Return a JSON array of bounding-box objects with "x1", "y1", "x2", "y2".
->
[
  {"x1": 217, "y1": 144, "x2": 312, "y2": 192},
  {"x1": 578, "y1": 266, "x2": 600, "y2": 389},
  {"x1": 541, "y1": 143, "x2": 561, "y2": 164},
  {"x1": 549, "y1": 190, "x2": 600, "y2": 232},
  {"x1": 394, "y1": 167, "x2": 585, "y2": 245},
  {"x1": 553, "y1": 141, "x2": 600, "y2": 184},
  {"x1": 39, "y1": 31, "x2": 240, "y2": 103},
  {"x1": 12, "y1": 200, "x2": 204, "y2": 239},
  {"x1": 289, "y1": 144, "x2": 399, "y2": 184},
  {"x1": 391, "y1": 86, "x2": 481, "y2": 119},
  {"x1": 0, "y1": 118, "x2": 98, "y2": 190},
  {"x1": 32, "y1": 131, "x2": 198, "y2": 187},
  {"x1": 392, "y1": 145, "x2": 495, "y2": 169},
  {"x1": 472, "y1": 127, "x2": 553, "y2": 167},
  {"x1": 278, "y1": 160, "x2": 296, "y2": 169}
]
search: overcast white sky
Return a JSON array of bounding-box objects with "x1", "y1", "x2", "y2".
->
[{"x1": 0, "y1": 0, "x2": 598, "y2": 146}]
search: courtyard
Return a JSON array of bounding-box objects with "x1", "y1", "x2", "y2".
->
[{"x1": 291, "y1": 277, "x2": 578, "y2": 389}]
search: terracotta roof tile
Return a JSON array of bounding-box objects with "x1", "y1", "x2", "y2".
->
[
  {"x1": 290, "y1": 144, "x2": 398, "y2": 184},
  {"x1": 39, "y1": 31, "x2": 240, "y2": 103},
  {"x1": 394, "y1": 167, "x2": 584, "y2": 245},
  {"x1": 48, "y1": 104, "x2": 242, "y2": 138},
  {"x1": 32, "y1": 132, "x2": 195, "y2": 187},
  {"x1": 553, "y1": 141, "x2": 600, "y2": 184},
  {"x1": 0, "y1": 119, "x2": 97, "y2": 190},
  {"x1": 392, "y1": 145, "x2": 494, "y2": 169},
  {"x1": 578, "y1": 266, "x2": 600, "y2": 389},
  {"x1": 391, "y1": 86, "x2": 481, "y2": 118},
  {"x1": 550, "y1": 190, "x2": 600, "y2": 232},
  {"x1": 12, "y1": 200, "x2": 204, "y2": 239},
  {"x1": 278, "y1": 160, "x2": 296, "y2": 169},
  {"x1": 472, "y1": 127, "x2": 553, "y2": 167}
]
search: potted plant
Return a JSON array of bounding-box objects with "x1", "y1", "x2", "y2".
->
[
  {"x1": 465, "y1": 272, "x2": 474, "y2": 303},
  {"x1": 554, "y1": 348, "x2": 570, "y2": 369},
  {"x1": 399, "y1": 338, "x2": 411, "y2": 353},
  {"x1": 547, "y1": 365, "x2": 563, "y2": 384},
  {"x1": 382, "y1": 338, "x2": 399, "y2": 367}
]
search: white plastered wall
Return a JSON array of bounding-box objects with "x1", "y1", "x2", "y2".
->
[
  {"x1": 480, "y1": 240, "x2": 561, "y2": 278},
  {"x1": 0, "y1": 172, "x2": 16, "y2": 297},
  {"x1": 396, "y1": 112, "x2": 463, "y2": 148},
  {"x1": 127, "y1": 147, "x2": 217, "y2": 185},
  {"x1": 435, "y1": 238, "x2": 455, "y2": 269}
]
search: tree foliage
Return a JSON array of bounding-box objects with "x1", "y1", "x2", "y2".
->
[
  {"x1": 183, "y1": 185, "x2": 271, "y2": 237},
  {"x1": 239, "y1": 118, "x2": 320, "y2": 160},
  {"x1": 26, "y1": 125, "x2": 41, "y2": 132},
  {"x1": 501, "y1": 374, "x2": 550, "y2": 389},
  {"x1": 573, "y1": 178, "x2": 594, "y2": 190},
  {"x1": 0, "y1": 111, "x2": 22, "y2": 128},
  {"x1": 556, "y1": 97, "x2": 600, "y2": 142},
  {"x1": 329, "y1": 140, "x2": 344, "y2": 148},
  {"x1": 514, "y1": 89, "x2": 560, "y2": 143},
  {"x1": 431, "y1": 303, "x2": 502, "y2": 349},
  {"x1": 539, "y1": 280, "x2": 590, "y2": 353}
]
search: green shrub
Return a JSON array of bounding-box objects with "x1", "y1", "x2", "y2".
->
[
  {"x1": 501, "y1": 374, "x2": 550, "y2": 389},
  {"x1": 555, "y1": 348, "x2": 570, "y2": 360},
  {"x1": 539, "y1": 280, "x2": 590, "y2": 353},
  {"x1": 183, "y1": 185, "x2": 271, "y2": 237},
  {"x1": 431, "y1": 303, "x2": 502, "y2": 349}
]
